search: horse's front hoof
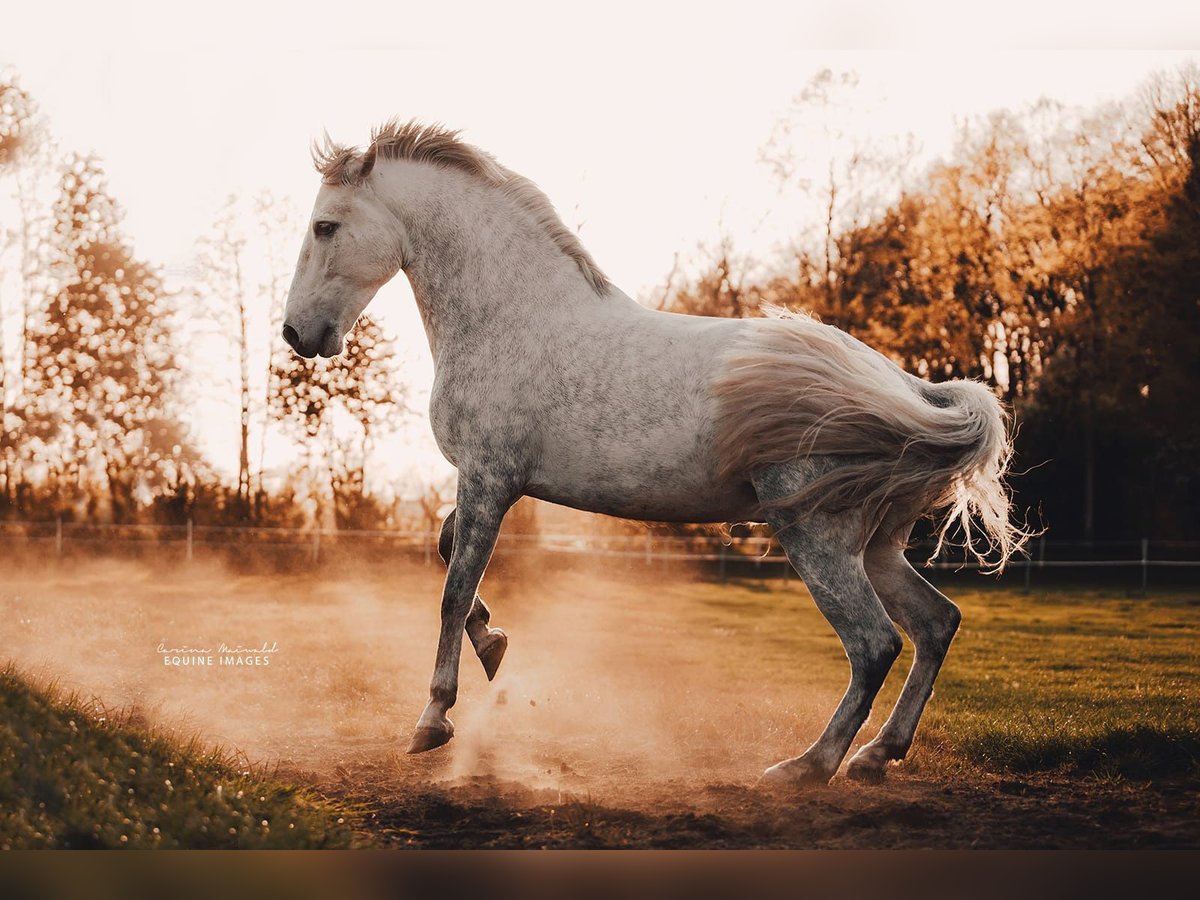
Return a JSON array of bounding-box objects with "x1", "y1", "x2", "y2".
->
[
  {"x1": 756, "y1": 756, "x2": 833, "y2": 791},
  {"x1": 406, "y1": 722, "x2": 454, "y2": 754},
  {"x1": 477, "y1": 628, "x2": 508, "y2": 681}
]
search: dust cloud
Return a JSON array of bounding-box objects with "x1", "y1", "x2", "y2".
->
[{"x1": 1, "y1": 554, "x2": 835, "y2": 809}]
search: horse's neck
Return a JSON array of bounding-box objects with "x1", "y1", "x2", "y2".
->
[{"x1": 379, "y1": 162, "x2": 602, "y2": 363}]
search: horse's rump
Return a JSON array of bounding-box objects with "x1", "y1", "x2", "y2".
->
[{"x1": 711, "y1": 309, "x2": 1025, "y2": 569}]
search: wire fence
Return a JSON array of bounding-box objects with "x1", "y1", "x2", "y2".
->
[{"x1": 2, "y1": 518, "x2": 1198, "y2": 591}]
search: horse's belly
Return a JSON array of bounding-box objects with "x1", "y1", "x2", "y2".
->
[
  {"x1": 525, "y1": 478, "x2": 759, "y2": 523},
  {"x1": 526, "y1": 440, "x2": 761, "y2": 523}
]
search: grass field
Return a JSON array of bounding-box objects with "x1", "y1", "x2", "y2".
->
[
  {"x1": 684, "y1": 579, "x2": 1200, "y2": 781},
  {"x1": 0, "y1": 667, "x2": 356, "y2": 849},
  {"x1": 1, "y1": 556, "x2": 1197, "y2": 848}
]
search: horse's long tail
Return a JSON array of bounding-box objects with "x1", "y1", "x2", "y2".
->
[{"x1": 711, "y1": 310, "x2": 1027, "y2": 571}]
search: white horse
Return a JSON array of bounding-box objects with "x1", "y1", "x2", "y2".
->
[{"x1": 282, "y1": 121, "x2": 1024, "y2": 786}]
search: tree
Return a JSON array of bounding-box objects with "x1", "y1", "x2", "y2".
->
[
  {"x1": 655, "y1": 64, "x2": 1200, "y2": 543},
  {"x1": 269, "y1": 314, "x2": 409, "y2": 528},
  {"x1": 25, "y1": 153, "x2": 184, "y2": 520},
  {"x1": 0, "y1": 74, "x2": 47, "y2": 510},
  {"x1": 252, "y1": 190, "x2": 298, "y2": 517},
  {"x1": 661, "y1": 233, "x2": 760, "y2": 319},
  {"x1": 194, "y1": 195, "x2": 253, "y2": 513},
  {"x1": 761, "y1": 68, "x2": 916, "y2": 331}
]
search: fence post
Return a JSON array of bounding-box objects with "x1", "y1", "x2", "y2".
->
[
  {"x1": 1141, "y1": 538, "x2": 1149, "y2": 595},
  {"x1": 312, "y1": 528, "x2": 321, "y2": 565},
  {"x1": 55, "y1": 516, "x2": 63, "y2": 558},
  {"x1": 1023, "y1": 548, "x2": 1032, "y2": 593},
  {"x1": 186, "y1": 518, "x2": 194, "y2": 562},
  {"x1": 719, "y1": 543, "x2": 727, "y2": 583}
]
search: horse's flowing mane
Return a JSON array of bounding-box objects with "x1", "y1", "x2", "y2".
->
[{"x1": 313, "y1": 119, "x2": 610, "y2": 294}]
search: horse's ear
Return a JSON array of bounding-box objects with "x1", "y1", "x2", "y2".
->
[{"x1": 357, "y1": 142, "x2": 378, "y2": 184}]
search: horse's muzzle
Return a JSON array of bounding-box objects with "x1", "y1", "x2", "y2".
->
[{"x1": 282, "y1": 322, "x2": 340, "y2": 359}]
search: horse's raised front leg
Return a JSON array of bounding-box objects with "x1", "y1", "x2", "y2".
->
[
  {"x1": 753, "y1": 463, "x2": 903, "y2": 787},
  {"x1": 439, "y1": 508, "x2": 508, "y2": 681},
  {"x1": 845, "y1": 523, "x2": 961, "y2": 782},
  {"x1": 407, "y1": 474, "x2": 513, "y2": 754}
]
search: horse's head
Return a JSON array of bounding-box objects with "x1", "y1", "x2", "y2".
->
[{"x1": 283, "y1": 144, "x2": 406, "y2": 358}]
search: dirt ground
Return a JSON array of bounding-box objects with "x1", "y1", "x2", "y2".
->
[
  {"x1": 3, "y1": 555, "x2": 1197, "y2": 848},
  {"x1": 322, "y1": 765, "x2": 1198, "y2": 849}
]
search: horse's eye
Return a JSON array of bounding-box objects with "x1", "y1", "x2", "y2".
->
[{"x1": 313, "y1": 221, "x2": 339, "y2": 238}]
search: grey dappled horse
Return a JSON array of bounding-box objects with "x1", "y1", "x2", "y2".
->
[{"x1": 281, "y1": 121, "x2": 1024, "y2": 786}]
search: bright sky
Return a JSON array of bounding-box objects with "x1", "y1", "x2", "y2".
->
[{"x1": 2, "y1": 2, "x2": 1197, "y2": 490}]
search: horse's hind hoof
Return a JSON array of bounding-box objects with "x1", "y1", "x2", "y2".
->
[
  {"x1": 477, "y1": 628, "x2": 508, "y2": 682},
  {"x1": 845, "y1": 759, "x2": 887, "y2": 784},
  {"x1": 406, "y1": 723, "x2": 454, "y2": 754},
  {"x1": 845, "y1": 744, "x2": 891, "y2": 784}
]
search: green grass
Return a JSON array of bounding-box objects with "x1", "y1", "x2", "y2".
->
[
  {"x1": 925, "y1": 586, "x2": 1200, "y2": 780},
  {"x1": 686, "y1": 580, "x2": 1200, "y2": 782},
  {"x1": 0, "y1": 666, "x2": 357, "y2": 849}
]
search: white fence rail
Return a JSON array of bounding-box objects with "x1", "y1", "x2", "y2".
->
[{"x1": 2, "y1": 519, "x2": 1199, "y2": 590}]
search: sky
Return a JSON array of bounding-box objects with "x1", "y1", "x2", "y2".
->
[{"x1": 1, "y1": 1, "x2": 1197, "y2": 489}]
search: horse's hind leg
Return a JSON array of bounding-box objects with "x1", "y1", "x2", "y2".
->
[
  {"x1": 439, "y1": 508, "x2": 508, "y2": 681},
  {"x1": 846, "y1": 521, "x2": 961, "y2": 782},
  {"x1": 753, "y1": 461, "x2": 903, "y2": 787}
]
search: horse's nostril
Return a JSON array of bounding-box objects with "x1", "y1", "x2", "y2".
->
[
  {"x1": 282, "y1": 324, "x2": 300, "y2": 350},
  {"x1": 319, "y1": 325, "x2": 337, "y2": 354}
]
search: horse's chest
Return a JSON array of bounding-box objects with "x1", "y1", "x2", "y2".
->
[{"x1": 428, "y1": 364, "x2": 536, "y2": 466}]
